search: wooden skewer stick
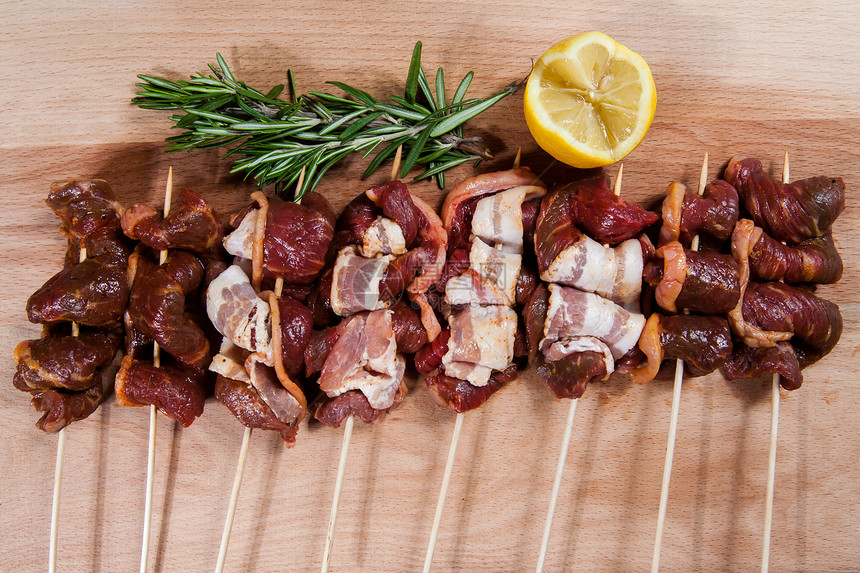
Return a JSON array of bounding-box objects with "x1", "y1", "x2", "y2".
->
[
  {"x1": 140, "y1": 167, "x2": 173, "y2": 573},
  {"x1": 423, "y1": 411, "x2": 465, "y2": 573},
  {"x1": 47, "y1": 243, "x2": 87, "y2": 573},
  {"x1": 216, "y1": 167, "x2": 305, "y2": 573},
  {"x1": 320, "y1": 151, "x2": 404, "y2": 573},
  {"x1": 651, "y1": 153, "x2": 708, "y2": 573},
  {"x1": 761, "y1": 151, "x2": 789, "y2": 573},
  {"x1": 424, "y1": 149, "x2": 526, "y2": 572},
  {"x1": 534, "y1": 163, "x2": 623, "y2": 573}
]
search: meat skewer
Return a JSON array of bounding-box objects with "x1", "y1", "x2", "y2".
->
[
  {"x1": 416, "y1": 151, "x2": 546, "y2": 573},
  {"x1": 213, "y1": 163, "x2": 337, "y2": 571},
  {"x1": 47, "y1": 243, "x2": 87, "y2": 573},
  {"x1": 761, "y1": 151, "x2": 789, "y2": 573},
  {"x1": 319, "y1": 146, "x2": 402, "y2": 573},
  {"x1": 140, "y1": 167, "x2": 173, "y2": 573},
  {"x1": 534, "y1": 163, "x2": 625, "y2": 573},
  {"x1": 650, "y1": 154, "x2": 708, "y2": 572}
]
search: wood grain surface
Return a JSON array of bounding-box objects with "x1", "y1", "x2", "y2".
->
[{"x1": 2, "y1": 1, "x2": 858, "y2": 571}]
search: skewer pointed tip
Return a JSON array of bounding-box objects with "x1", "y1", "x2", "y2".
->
[
  {"x1": 698, "y1": 152, "x2": 708, "y2": 196},
  {"x1": 513, "y1": 147, "x2": 522, "y2": 170},
  {"x1": 390, "y1": 145, "x2": 403, "y2": 182},
  {"x1": 782, "y1": 151, "x2": 790, "y2": 184},
  {"x1": 613, "y1": 163, "x2": 623, "y2": 196}
]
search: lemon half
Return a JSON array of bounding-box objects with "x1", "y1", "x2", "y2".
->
[{"x1": 524, "y1": 31, "x2": 657, "y2": 168}]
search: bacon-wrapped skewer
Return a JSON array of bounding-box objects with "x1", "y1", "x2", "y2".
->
[
  {"x1": 209, "y1": 182, "x2": 335, "y2": 572},
  {"x1": 421, "y1": 163, "x2": 546, "y2": 572},
  {"x1": 313, "y1": 152, "x2": 445, "y2": 571},
  {"x1": 13, "y1": 179, "x2": 130, "y2": 573},
  {"x1": 530, "y1": 166, "x2": 653, "y2": 571}
]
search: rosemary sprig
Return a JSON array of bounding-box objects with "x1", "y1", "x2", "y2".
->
[{"x1": 133, "y1": 42, "x2": 519, "y2": 200}]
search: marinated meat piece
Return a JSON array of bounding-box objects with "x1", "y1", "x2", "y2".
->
[
  {"x1": 65, "y1": 226, "x2": 131, "y2": 269},
  {"x1": 304, "y1": 326, "x2": 339, "y2": 377},
  {"x1": 276, "y1": 296, "x2": 314, "y2": 377},
  {"x1": 331, "y1": 193, "x2": 377, "y2": 254},
  {"x1": 263, "y1": 193, "x2": 335, "y2": 283},
  {"x1": 415, "y1": 329, "x2": 451, "y2": 374},
  {"x1": 561, "y1": 174, "x2": 658, "y2": 245},
  {"x1": 521, "y1": 198, "x2": 540, "y2": 245},
  {"x1": 366, "y1": 180, "x2": 420, "y2": 247},
  {"x1": 659, "y1": 180, "x2": 739, "y2": 246},
  {"x1": 740, "y1": 281, "x2": 842, "y2": 359},
  {"x1": 523, "y1": 283, "x2": 550, "y2": 363},
  {"x1": 535, "y1": 175, "x2": 656, "y2": 279},
  {"x1": 312, "y1": 387, "x2": 405, "y2": 428},
  {"x1": 307, "y1": 267, "x2": 336, "y2": 328},
  {"x1": 625, "y1": 314, "x2": 733, "y2": 385},
  {"x1": 31, "y1": 384, "x2": 105, "y2": 433},
  {"x1": 725, "y1": 156, "x2": 845, "y2": 244},
  {"x1": 128, "y1": 250, "x2": 209, "y2": 368},
  {"x1": 223, "y1": 192, "x2": 335, "y2": 284},
  {"x1": 748, "y1": 227, "x2": 842, "y2": 284},
  {"x1": 378, "y1": 246, "x2": 433, "y2": 301},
  {"x1": 515, "y1": 265, "x2": 540, "y2": 307},
  {"x1": 425, "y1": 364, "x2": 517, "y2": 413},
  {"x1": 537, "y1": 349, "x2": 609, "y2": 400},
  {"x1": 122, "y1": 188, "x2": 223, "y2": 253},
  {"x1": 27, "y1": 257, "x2": 130, "y2": 326},
  {"x1": 728, "y1": 220, "x2": 792, "y2": 348},
  {"x1": 46, "y1": 179, "x2": 124, "y2": 240},
  {"x1": 115, "y1": 355, "x2": 205, "y2": 427},
  {"x1": 389, "y1": 300, "x2": 429, "y2": 354},
  {"x1": 721, "y1": 341, "x2": 803, "y2": 391},
  {"x1": 215, "y1": 376, "x2": 299, "y2": 445},
  {"x1": 642, "y1": 241, "x2": 741, "y2": 314},
  {"x1": 13, "y1": 330, "x2": 121, "y2": 391}
]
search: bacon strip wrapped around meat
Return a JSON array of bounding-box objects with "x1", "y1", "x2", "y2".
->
[
  {"x1": 659, "y1": 180, "x2": 739, "y2": 246},
  {"x1": 725, "y1": 156, "x2": 845, "y2": 244},
  {"x1": 642, "y1": 240, "x2": 741, "y2": 314},
  {"x1": 224, "y1": 192, "x2": 335, "y2": 287},
  {"x1": 523, "y1": 283, "x2": 646, "y2": 398},
  {"x1": 535, "y1": 175, "x2": 656, "y2": 310},
  {"x1": 14, "y1": 180, "x2": 129, "y2": 431},
  {"x1": 311, "y1": 181, "x2": 446, "y2": 341}
]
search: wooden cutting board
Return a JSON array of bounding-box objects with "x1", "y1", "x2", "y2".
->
[{"x1": 2, "y1": 2, "x2": 858, "y2": 571}]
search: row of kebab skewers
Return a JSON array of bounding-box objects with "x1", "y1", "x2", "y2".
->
[{"x1": 13, "y1": 152, "x2": 845, "y2": 571}]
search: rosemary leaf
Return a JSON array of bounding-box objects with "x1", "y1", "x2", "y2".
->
[
  {"x1": 405, "y1": 42, "x2": 422, "y2": 104},
  {"x1": 399, "y1": 125, "x2": 433, "y2": 178},
  {"x1": 429, "y1": 87, "x2": 513, "y2": 137}
]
